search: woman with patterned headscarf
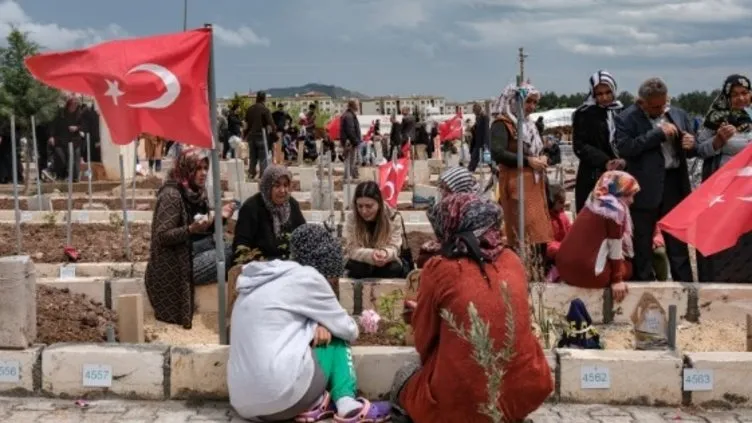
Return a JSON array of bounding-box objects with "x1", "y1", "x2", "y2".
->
[
  {"x1": 572, "y1": 70, "x2": 626, "y2": 212},
  {"x1": 391, "y1": 193, "x2": 552, "y2": 423},
  {"x1": 556, "y1": 171, "x2": 640, "y2": 302},
  {"x1": 490, "y1": 82, "x2": 553, "y2": 252},
  {"x1": 232, "y1": 164, "x2": 306, "y2": 265},
  {"x1": 145, "y1": 149, "x2": 237, "y2": 328},
  {"x1": 696, "y1": 74, "x2": 752, "y2": 283}
]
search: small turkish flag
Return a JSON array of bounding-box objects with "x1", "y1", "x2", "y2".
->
[
  {"x1": 25, "y1": 28, "x2": 212, "y2": 148},
  {"x1": 379, "y1": 157, "x2": 410, "y2": 208},
  {"x1": 659, "y1": 143, "x2": 752, "y2": 256},
  {"x1": 439, "y1": 111, "x2": 463, "y2": 142},
  {"x1": 326, "y1": 114, "x2": 341, "y2": 140}
]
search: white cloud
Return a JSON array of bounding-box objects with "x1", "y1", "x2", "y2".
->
[
  {"x1": 212, "y1": 24, "x2": 269, "y2": 47},
  {"x1": 459, "y1": 0, "x2": 752, "y2": 59},
  {"x1": 412, "y1": 40, "x2": 436, "y2": 58},
  {"x1": 0, "y1": 0, "x2": 127, "y2": 50}
]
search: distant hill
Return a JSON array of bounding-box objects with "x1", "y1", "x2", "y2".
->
[{"x1": 262, "y1": 83, "x2": 368, "y2": 99}]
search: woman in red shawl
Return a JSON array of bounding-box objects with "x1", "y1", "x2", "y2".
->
[
  {"x1": 390, "y1": 193, "x2": 552, "y2": 423},
  {"x1": 555, "y1": 170, "x2": 640, "y2": 302}
]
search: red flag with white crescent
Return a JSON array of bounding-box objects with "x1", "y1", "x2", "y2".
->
[
  {"x1": 438, "y1": 111, "x2": 463, "y2": 142},
  {"x1": 378, "y1": 157, "x2": 410, "y2": 208},
  {"x1": 24, "y1": 28, "x2": 212, "y2": 148},
  {"x1": 658, "y1": 143, "x2": 752, "y2": 256}
]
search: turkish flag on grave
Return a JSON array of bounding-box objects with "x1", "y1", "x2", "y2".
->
[
  {"x1": 379, "y1": 157, "x2": 410, "y2": 208},
  {"x1": 658, "y1": 143, "x2": 752, "y2": 256},
  {"x1": 25, "y1": 28, "x2": 212, "y2": 148},
  {"x1": 439, "y1": 111, "x2": 463, "y2": 142}
]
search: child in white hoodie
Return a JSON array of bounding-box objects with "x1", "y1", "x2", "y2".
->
[{"x1": 228, "y1": 224, "x2": 391, "y2": 423}]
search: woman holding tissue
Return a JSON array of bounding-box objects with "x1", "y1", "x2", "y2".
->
[{"x1": 145, "y1": 149, "x2": 236, "y2": 328}]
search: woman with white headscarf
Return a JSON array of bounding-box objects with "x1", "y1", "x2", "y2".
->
[
  {"x1": 490, "y1": 82, "x2": 553, "y2": 250},
  {"x1": 572, "y1": 70, "x2": 625, "y2": 212}
]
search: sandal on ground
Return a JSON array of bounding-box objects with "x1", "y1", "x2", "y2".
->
[
  {"x1": 295, "y1": 391, "x2": 336, "y2": 423},
  {"x1": 334, "y1": 398, "x2": 391, "y2": 423}
]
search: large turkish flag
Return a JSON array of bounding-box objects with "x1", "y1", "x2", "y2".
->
[
  {"x1": 25, "y1": 28, "x2": 212, "y2": 148},
  {"x1": 659, "y1": 143, "x2": 752, "y2": 256}
]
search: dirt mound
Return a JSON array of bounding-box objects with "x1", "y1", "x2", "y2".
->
[{"x1": 36, "y1": 285, "x2": 118, "y2": 344}]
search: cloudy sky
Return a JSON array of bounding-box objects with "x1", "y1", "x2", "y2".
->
[{"x1": 1, "y1": 0, "x2": 750, "y2": 101}]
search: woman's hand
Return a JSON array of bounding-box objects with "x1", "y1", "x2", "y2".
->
[
  {"x1": 221, "y1": 202, "x2": 237, "y2": 220},
  {"x1": 611, "y1": 281, "x2": 629, "y2": 303},
  {"x1": 606, "y1": 159, "x2": 626, "y2": 170},
  {"x1": 528, "y1": 156, "x2": 547, "y2": 171},
  {"x1": 372, "y1": 249, "x2": 389, "y2": 267},
  {"x1": 716, "y1": 123, "x2": 736, "y2": 145},
  {"x1": 311, "y1": 324, "x2": 332, "y2": 347},
  {"x1": 188, "y1": 218, "x2": 212, "y2": 234}
]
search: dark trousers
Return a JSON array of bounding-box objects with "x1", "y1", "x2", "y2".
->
[
  {"x1": 346, "y1": 259, "x2": 404, "y2": 279},
  {"x1": 631, "y1": 168, "x2": 694, "y2": 282},
  {"x1": 53, "y1": 143, "x2": 81, "y2": 182},
  {"x1": 247, "y1": 139, "x2": 268, "y2": 179},
  {"x1": 468, "y1": 146, "x2": 482, "y2": 172}
]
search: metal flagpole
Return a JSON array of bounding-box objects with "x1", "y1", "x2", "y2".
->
[
  {"x1": 31, "y1": 116, "x2": 43, "y2": 210},
  {"x1": 11, "y1": 116, "x2": 21, "y2": 254},
  {"x1": 66, "y1": 141, "x2": 74, "y2": 246},
  {"x1": 86, "y1": 133, "x2": 93, "y2": 207},
  {"x1": 205, "y1": 23, "x2": 228, "y2": 345},
  {"x1": 131, "y1": 142, "x2": 138, "y2": 208},
  {"x1": 262, "y1": 128, "x2": 270, "y2": 167},
  {"x1": 119, "y1": 148, "x2": 131, "y2": 260},
  {"x1": 516, "y1": 47, "x2": 527, "y2": 260},
  {"x1": 327, "y1": 154, "x2": 335, "y2": 233},
  {"x1": 344, "y1": 148, "x2": 352, "y2": 211}
]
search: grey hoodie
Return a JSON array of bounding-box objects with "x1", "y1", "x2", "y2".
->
[{"x1": 227, "y1": 260, "x2": 359, "y2": 420}]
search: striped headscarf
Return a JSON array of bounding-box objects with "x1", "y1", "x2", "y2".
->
[
  {"x1": 577, "y1": 70, "x2": 624, "y2": 156},
  {"x1": 584, "y1": 171, "x2": 640, "y2": 256},
  {"x1": 439, "y1": 166, "x2": 479, "y2": 195}
]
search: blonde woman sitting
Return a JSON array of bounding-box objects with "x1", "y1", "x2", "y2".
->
[{"x1": 344, "y1": 181, "x2": 406, "y2": 279}]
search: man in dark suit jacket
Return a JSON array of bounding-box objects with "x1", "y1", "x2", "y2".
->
[
  {"x1": 615, "y1": 77, "x2": 697, "y2": 282},
  {"x1": 340, "y1": 99, "x2": 362, "y2": 179},
  {"x1": 468, "y1": 103, "x2": 490, "y2": 172}
]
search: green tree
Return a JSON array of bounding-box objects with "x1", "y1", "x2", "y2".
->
[
  {"x1": 228, "y1": 92, "x2": 252, "y2": 117},
  {"x1": 0, "y1": 27, "x2": 60, "y2": 133}
]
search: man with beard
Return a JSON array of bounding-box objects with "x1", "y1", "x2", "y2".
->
[{"x1": 615, "y1": 77, "x2": 696, "y2": 282}]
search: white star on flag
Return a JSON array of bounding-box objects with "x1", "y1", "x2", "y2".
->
[
  {"x1": 104, "y1": 80, "x2": 124, "y2": 106},
  {"x1": 708, "y1": 195, "x2": 724, "y2": 207}
]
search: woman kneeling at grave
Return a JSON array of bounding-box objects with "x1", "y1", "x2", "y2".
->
[
  {"x1": 144, "y1": 149, "x2": 236, "y2": 329},
  {"x1": 343, "y1": 181, "x2": 407, "y2": 279},
  {"x1": 555, "y1": 170, "x2": 639, "y2": 302},
  {"x1": 391, "y1": 193, "x2": 553, "y2": 423},
  {"x1": 232, "y1": 165, "x2": 306, "y2": 265},
  {"x1": 228, "y1": 224, "x2": 391, "y2": 422}
]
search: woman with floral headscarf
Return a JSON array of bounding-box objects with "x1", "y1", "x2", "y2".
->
[
  {"x1": 556, "y1": 171, "x2": 640, "y2": 302},
  {"x1": 232, "y1": 165, "x2": 306, "y2": 265},
  {"x1": 696, "y1": 74, "x2": 752, "y2": 283},
  {"x1": 391, "y1": 193, "x2": 552, "y2": 423},
  {"x1": 490, "y1": 82, "x2": 553, "y2": 252},
  {"x1": 572, "y1": 70, "x2": 626, "y2": 212},
  {"x1": 145, "y1": 149, "x2": 237, "y2": 328}
]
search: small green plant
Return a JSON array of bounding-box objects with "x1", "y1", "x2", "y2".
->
[
  {"x1": 372, "y1": 287, "x2": 408, "y2": 341},
  {"x1": 42, "y1": 211, "x2": 57, "y2": 227},
  {"x1": 441, "y1": 282, "x2": 516, "y2": 423},
  {"x1": 233, "y1": 245, "x2": 266, "y2": 266},
  {"x1": 108, "y1": 212, "x2": 124, "y2": 228},
  {"x1": 521, "y1": 239, "x2": 563, "y2": 349}
]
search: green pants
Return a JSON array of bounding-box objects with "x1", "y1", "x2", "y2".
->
[{"x1": 313, "y1": 338, "x2": 357, "y2": 402}]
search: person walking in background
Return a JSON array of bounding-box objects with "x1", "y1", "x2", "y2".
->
[
  {"x1": 389, "y1": 114, "x2": 403, "y2": 159},
  {"x1": 340, "y1": 99, "x2": 362, "y2": 179},
  {"x1": 615, "y1": 77, "x2": 696, "y2": 282},
  {"x1": 244, "y1": 91, "x2": 275, "y2": 179},
  {"x1": 468, "y1": 103, "x2": 489, "y2": 172},
  {"x1": 572, "y1": 70, "x2": 625, "y2": 212},
  {"x1": 271, "y1": 103, "x2": 291, "y2": 164}
]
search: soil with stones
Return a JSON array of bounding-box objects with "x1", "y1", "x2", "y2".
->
[
  {"x1": 36, "y1": 285, "x2": 118, "y2": 344},
  {"x1": 1, "y1": 222, "x2": 435, "y2": 265},
  {"x1": 353, "y1": 321, "x2": 408, "y2": 346}
]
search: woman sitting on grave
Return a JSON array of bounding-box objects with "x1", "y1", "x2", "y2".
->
[
  {"x1": 390, "y1": 192, "x2": 553, "y2": 423},
  {"x1": 232, "y1": 165, "x2": 306, "y2": 265},
  {"x1": 416, "y1": 166, "x2": 479, "y2": 267},
  {"x1": 343, "y1": 180, "x2": 406, "y2": 279},
  {"x1": 145, "y1": 149, "x2": 236, "y2": 329},
  {"x1": 555, "y1": 170, "x2": 639, "y2": 303},
  {"x1": 228, "y1": 224, "x2": 391, "y2": 422}
]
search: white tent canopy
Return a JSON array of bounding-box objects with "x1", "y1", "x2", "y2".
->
[{"x1": 529, "y1": 108, "x2": 576, "y2": 129}]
